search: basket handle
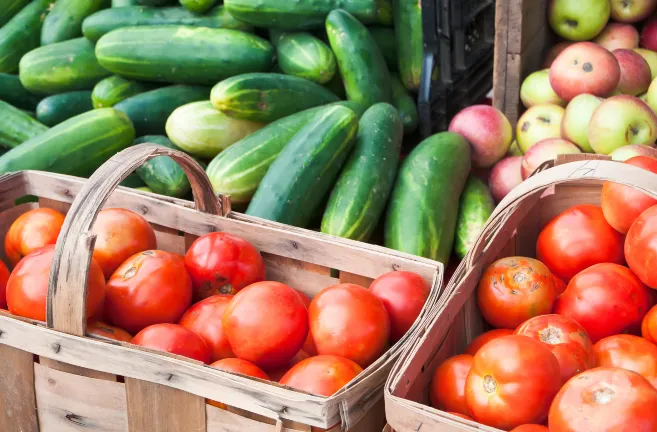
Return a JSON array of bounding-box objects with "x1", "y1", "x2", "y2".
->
[{"x1": 46, "y1": 144, "x2": 225, "y2": 336}]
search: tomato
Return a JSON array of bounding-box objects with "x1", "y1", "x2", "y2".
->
[
  {"x1": 295, "y1": 290, "x2": 318, "y2": 356},
  {"x1": 548, "y1": 367, "x2": 657, "y2": 432},
  {"x1": 178, "y1": 294, "x2": 234, "y2": 362},
  {"x1": 369, "y1": 271, "x2": 430, "y2": 342},
  {"x1": 223, "y1": 281, "x2": 307, "y2": 369},
  {"x1": 465, "y1": 329, "x2": 515, "y2": 356},
  {"x1": 132, "y1": 323, "x2": 211, "y2": 363},
  {"x1": 279, "y1": 355, "x2": 363, "y2": 397},
  {"x1": 267, "y1": 350, "x2": 310, "y2": 382},
  {"x1": 209, "y1": 358, "x2": 270, "y2": 380},
  {"x1": 464, "y1": 335, "x2": 561, "y2": 430},
  {"x1": 429, "y1": 354, "x2": 473, "y2": 416},
  {"x1": 105, "y1": 250, "x2": 192, "y2": 334},
  {"x1": 510, "y1": 426, "x2": 549, "y2": 432},
  {"x1": 536, "y1": 204, "x2": 624, "y2": 282},
  {"x1": 309, "y1": 283, "x2": 390, "y2": 368},
  {"x1": 184, "y1": 232, "x2": 265, "y2": 300},
  {"x1": 6, "y1": 245, "x2": 105, "y2": 321},
  {"x1": 625, "y1": 204, "x2": 657, "y2": 289},
  {"x1": 553, "y1": 276, "x2": 567, "y2": 297},
  {"x1": 477, "y1": 257, "x2": 556, "y2": 329},
  {"x1": 642, "y1": 305, "x2": 657, "y2": 343},
  {"x1": 594, "y1": 335, "x2": 657, "y2": 381},
  {"x1": 4, "y1": 208, "x2": 65, "y2": 266},
  {"x1": 91, "y1": 208, "x2": 157, "y2": 279},
  {"x1": 554, "y1": 263, "x2": 652, "y2": 342},
  {"x1": 0, "y1": 260, "x2": 10, "y2": 309},
  {"x1": 87, "y1": 320, "x2": 132, "y2": 342},
  {"x1": 447, "y1": 412, "x2": 473, "y2": 421}
]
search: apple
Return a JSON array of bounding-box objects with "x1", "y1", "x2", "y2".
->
[
  {"x1": 516, "y1": 104, "x2": 565, "y2": 153},
  {"x1": 589, "y1": 95, "x2": 657, "y2": 154},
  {"x1": 561, "y1": 94, "x2": 603, "y2": 153},
  {"x1": 543, "y1": 42, "x2": 574, "y2": 68},
  {"x1": 641, "y1": 19, "x2": 657, "y2": 51},
  {"x1": 609, "y1": 143, "x2": 657, "y2": 160},
  {"x1": 634, "y1": 48, "x2": 657, "y2": 80},
  {"x1": 610, "y1": 0, "x2": 657, "y2": 23},
  {"x1": 613, "y1": 49, "x2": 652, "y2": 95},
  {"x1": 520, "y1": 69, "x2": 566, "y2": 108},
  {"x1": 594, "y1": 22, "x2": 640, "y2": 51},
  {"x1": 489, "y1": 156, "x2": 523, "y2": 203},
  {"x1": 547, "y1": 0, "x2": 610, "y2": 41},
  {"x1": 448, "y1": 105, "x2": 513, "y2": 168},
  {"x1": 521, "y1": 138, "x2": 582, "y2": 179},
  {"x1": 507, "y1": 140, "x2": 523, "y2": 156},
  {"x1": 647, "y1": 75, "x2": 657, "y2": 111},
  {"x1": 640, "y1": 92, "x2": 649, "y2": 101},
  {"x1": 550, "y1": 42, "x2": 621, "y2": 101}
]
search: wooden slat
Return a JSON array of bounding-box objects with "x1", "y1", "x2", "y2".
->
[
  {"x1": 339, "y1": 272, "x2": 374, "y2": 288},
  {"x1": 262, "y1": 254, "x2": 337, "y2": 296},
  {"x1": 0, "y1": 345, "x2": 38, "y2": 432},
  {"x1": 152, "y1": 224, "x2": 185, "y2": 256},
  {"x1": 39, "y1": 357, "x2": 116, "y2": 382},
  {"x1": 38, "y1": 197, "x2": 71, "y2": 214}
]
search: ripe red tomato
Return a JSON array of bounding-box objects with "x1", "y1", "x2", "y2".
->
[
  {"x1": 294, "y1": 289, "x2": 318, "y2": 356},
  {"x1": 4, "y1": 208, "x2": 65, "y2": 266},
  {"x1": 447, "y1": 412, "x2": 473, "y2": 421},
  {"x1": 536, "y1": 204, "x2": 624, "y2": 282},
  {"x1": 625, "y1": 204, "x2": 657, "y2": 289},
  {"x1": 553, "y1": 276, "x2": 567, "y2": 297},
  {"x1": 594, "y1": 335, "x2": 657, "y2": 381},
  {"x1": 178, "y1": 294, "x2": 234, "y2": 362},
  {"x1": 369, "y1": 271, "x2": 430, "y2": 342},
  {"x1": 465, "y1": 335, "x2": 561, "y2": 430},
  {"x1": 477, "y1": 257, "x2": 556, "y2": 329},
  {"x1": 184, "y1": 232, "x2": 265, "y2": 300},
  {"x1": 279, "y1": 355, "x2": 363, "y2": 397},
  {"x1": 91, "y1": 208, "x2": 157, "y2": 279},
  {"x1": 223, "y1": 281, "x2": 308, "y2": 369},
  {"x1": 554, "y1": 263, "x2": 652, "y2": 342},
  {"x1": 465, "y1": 329, "x2": 515, "y2": 356},
  {"x1": 429, "y1": 354, "x2": 473, "y2": 416},
  {"x1": 6, "y1": 245, "x2": 105, "y2": 321},
  {"x1": 309, "y1": 283, "x2": 390, "y2": 368},
  {"x1": 515, "y1": 314, "x2": 595, "y2": 383},
  {"x1": 105, "y1": 250, "x2": 192, "y2": 334},
  {"x1": 549, "y1": 367, "x2": 657, "y2": 431},
  {"x1": 642, "y1": 305, "x2": 657, "y2": 343},
  {"x1": 209, "y1": 358, "x2": 270, "y2": 380},
  {"x1": 267, "y1": 350, "x2": 310, "y2": 382},
  {"x1": 132, "y1": 323, "x2": 210, "y2": 363},
  {"x1": 0, "y1": 260, "x2": 10, "y2": 309},
  {"x1": 87, "y1": 320, "x2": 132, "y2": 342},
  {"x1": 510, "y1": 426, "x2": 549, "y2": 432}
]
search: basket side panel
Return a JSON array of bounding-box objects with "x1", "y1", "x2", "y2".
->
[
  {"x1": 39, "y1": 358, "x2": 116, "y2": 382},
  {"x1": 0, "y1": 345, "x2": 38, "y2": 432}
]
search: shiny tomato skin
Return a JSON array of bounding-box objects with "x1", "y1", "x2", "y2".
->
[
  {"x1": 554, "y1": 276, "x2": 567, "y2": 297},
  {"x1": 429, "y1": 354, "x2": 473, "y2": 416},
  {"x1": 279, "y1": 355, "x2": 363, "y2": 397},
  {"x1": 536, "y1": 204, "x2": 624, "y2": 282},
  {"x1": 4, "y1": 208, "x2": 65, "y2": 266},
  {"x1": 510, "y1": 426, "x2": 549, "y2": 432},
  {"x1": 554, "y1": 263, "x2": 652, "y2": 342},
  {"x1": 132, "y1": 323, "x2": 211, "y2": 363},
  {"x1": 548, "y1": 367, "x2": 657, "y2": 432},
  {"x1": 369, "y1": 271, "x2": 430, "y2": 342},
  {"x1": 105, "y1": 250, "x2": 192, "y2": 334},
  {"x1": 267, "y1": 350, "x2": 310, "y2": 382},
  {"x1": 87, "y1": 320, "x2": 132, "y2": 342},
  {"x1": 642, "y1": 305, "x2": 657, "y2": 343},
  {"x1": 223, "y1": 281, "x2": 308, "y2": 369},
  {"x1": 465, "y1": 329, "x2": 515, "y2": 356},
  {"x1": 0, "y1": 260, "x2": 10, "y2": 309},
  {"x1": 178, "y1": 294, "x2": 234, "y2": 362},
  {"x1": 594, "y1": 335, "x2": 657, "y2": 381},
  {"x1": 477, "y1": 257, "x2": 556, "y2": 329},
  {"x1": 625, "y1": 205, "x2": 657, "y2": 288},
  {"x1": 210, "y1": 358, "x2": 270, "y2": 380},
  {"x1": 184, "y1": 232, "x2": 265, "y2": 300},
  {"x1": 465, "y1": 335, "x2": 562, "y2": 430},
  {"x1": 6, "y1": 245, "x2": 105, "y2": 321}
]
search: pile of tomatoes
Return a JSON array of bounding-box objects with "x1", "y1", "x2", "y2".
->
[
  {"x1": 429, "y1": 156, "x2": 657, "y2": 432},
  {"x1": 0, "y1": 205, "x2": 431, "y2": 402}
]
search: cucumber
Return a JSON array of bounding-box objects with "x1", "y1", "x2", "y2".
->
[
  {"x1": 0, "y1": 73, "x2": 42, "y2": 111},
  {"x1": 272, "y1": 32, "x2": 336, "y2": 84},
  {"x1": 0, "y1": 100, "x2": 49, "y2": 149},
  {"x1": 454, "y1": 176, "x2": 495, "y2": 260},
  {"x1": 19, "y1": 38, "x2": 111, "y2": 95},
  {"x1": 390, "y1": 74, "x2": 418, "y2": 134},
  {"x1": 376, "y1": 0, "x2": 393, "y2": 26},
  {"x1": 368, "y1": 26, "x2": 397, "y2": 70},
  {"x1": 92, "y1": 75, "x2": 158, "y2": 108},
  {"x1": 180, "y1": 0, "x2": 217, "y2": 14},
  {"x1": 326, "y1": 9, "x2": 392, "y2": 108},
  {"x1": 323, "y1": 72, "x2": 346, "y2": 99},
  {"x1": 135, "y1": 135, "x2": 191, "y2": 198},
  {"x1": 384, "y1": 132, "x2": 471, "y2": 264},
  {"x1": 36, "y1": 91, "x2": 94, "y2": 126},
  {"x1": 41, "y1": 0, "x2": 110, "y2": 45},
  {"x1": 393, "y1": 0, "x2": 422, "y2": 91},
  {"x1": 0, "y1": 0, "x2": 31, "y2": 28},
  {"x1": 96, "y1": 26, "x2": 274, "y2": 85},
  {"x1": 114, "y1": 85, "x2": 210, "y2": 136},
  {"x1": 120, "y1": 172, "x2": 146, "y2": 188},
  {"x1": 134, "y1": 0, "x2": 176, "y2": 5},
  {"x1": 321, "y1": 103, "x2": 402, "y2": 241},
  {"x1": 112, "y1": 0, "x2": 138, "y2": 5},
  {"x1": 134, "y1": 186, "x2": 154, "y2": 193},
  {"x1": 211, "y1": 73, "x2": 340, "y2": 122},
  {"x1": 246, "y1": 105, "x2": 358, "y2": 227},
  {"x1": 83, "y1": 5, "x2": 252, "y2": 42},
  {"x1": 165, "y1": 101, "x2": 265, "y2": 158},
  {"x1": 0, "y1": 108, "x2": 135, "y2": 177}
]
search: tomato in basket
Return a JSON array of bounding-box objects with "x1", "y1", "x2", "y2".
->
[
  {"x1": 294, "y1": 289, "x2": 318, "y2": 356},
  {"x1": 625, "y1": 204, "x2": 657, "y2": 289},
  {"x1": 132, "y1": 323, "x2": 211, "y2": 364},
  {"x1": 87, "y1": 320, "x2": 132, "y2": 342},
  {"x1": 267, "y1": 350, "x2": 310, "y2": 382},
  {"x1": 510, "y1": 425, "x2": 548, "y2": 432},
  {"x1": 593, "y1": 335, "x2": 657, "y2": 382},
  {"x1": 642, "y1": 305, "x2": 657, "y2": 343},
  {"x1": 279, "y1": 355, "x2": 363, "y2": 397},
  {"x1": 429, "y1": 354, "x2": 473, "y2": 416},
  {"x1": 464, "y1": 329, "x2": 515, "y2": 356},
  {"x1": 0, "y1": 260, "x2": 9, "y2": 309},
  {"x1": 209, "y1": 358, "x2": 270, "y2": 380},
  {"x1": 178, "y1": 294, "x2": 234, "y2": 362},
  {"x1": 553, "y1": 275, "x2": 567, "y2": 296},
  {"x1": 4, "y1": 208, "x2": 65, "y2": 266}
]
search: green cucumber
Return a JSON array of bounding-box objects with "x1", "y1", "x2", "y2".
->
[
  {"x1": 134, "y1": 186, "x2": 154, "y2": 193},
  {"x1": 0, "y1": 108, "x2": 135, "y2": 177},
  {"x1": 0, "y1": 0, "x2": 31, "y2": 28},
  {"x1": 36, "y1": 91, "x2": 94, "y2": 126},
  {"x1": 246, "y1": 105, "x2": 358, "y2": 227},
  {"x1": 96, "y1": 26, "x2": 274, "y2": 85},
  {"x1": 211, "y1": 73, "x2": 340, "y2": 122},
  {"x1": 92, "y1": 75, "x2": 158, "y2": 108},
  {"x1": 134, "y1": 0, "x2": 176, "y2": 5},
  {"x1": 393, "y1": 0, "x2": 422, "y2": 91},
  {"x1": 112, "y1": 0, "x2": 138, "y2": 5},
  {"x1": 272, "y1": 32, "x2": 336, "y2": 84},
  {"x1": 41, "y1": 0, "x2": 110, "y2": 45},
  {"x1": 385, "y1": 132, "x2": 471, "y2": 264},
  {"x1": 82, "y1": 5, "x2": 252, "y2": 42},
  {"x1": 368, "y1": 26, "x2": 397, "y2": 70},
  {"x1": 114, "y1": 85, "x2": 210, "y2": 136},
  {"x1": 390, "y1": 74, "x2": 418, "y2": 134},
  {"x1": 321, "y1": 103, "x2": 402, "y2": 241},
  {"x1": 0, "y1": 100, "x2": 49, "y2": 149},
  {"x1": 323, "y1": 72, "x2": 346, "y2": 99},
  {"x1": 19, "y1": 38, "x2": 111, "y2": 95},
  {"x1": 326, "y1": 9, "x2": 392, "y2": 108},
  {"x1": 180, "y1": 0, "x2": 217, "y2": 14},
  {"x1": 376, "y1": 0, "x2": 393, "y2": 26},
  {"x1": 135, "y1": 135, "x2": 191, "y2": 198},
  {"x1": 120, "y1": 172, "x2": 146, "y2": 188},
  {"x1": 454, "y1": 176, "x2": 495, "y2": 260},
  {"x1": 0, "y1": 73, "x2": 42, "y2": 111}
]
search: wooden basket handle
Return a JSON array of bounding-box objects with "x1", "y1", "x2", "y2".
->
[{"x1": 46, "y1": 144, "x2": 224, "y2": 336}]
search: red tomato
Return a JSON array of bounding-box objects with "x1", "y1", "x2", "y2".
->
[
  {"x1": 477, "y1": 257, "x2": 556, "y2": 329},
  {"x1": 369, "y1": 271, "x2": 430, "y2": 342},
  {"x1": 554, "y1": 263, "x2": 652, "y2": 342},
  {"x1": 642, "y1": 305, "x2": 657, "y2": 343},
  {"x1": 132, "y1": 323, "x2": 211, "y2": 363},
  {"x1": 4, "y1": 208, "x2": 65, "y2": 266},
  {"x1": 464, "y1": 329, "x2": 515, "y2": 356},
  {"x1": 465, "y1": 335, "x2": 561, "y2": 430},
  {"x1": 516, "y1": 314, "x2": 595, "y2": 383},
  {"x1": 87, "y1": 320, "x2": 132, "y2": 342},
  {"x1": 105, "y1": 250, "x2": 192, "y2": 334},
  {"x1": 209, "y1": 358, "x2": 270, "y2": 380},
  {"x1": 223, "y1": 281, "x2": 308, "y2": 369},
  {"x1": 429, "y1": 354, "x2": 473, "y2": 416},
  {"x1": 267, "y1": 350, "x2": 310, "y2": 382},
  {"x1": 0, "y1": 260, "x2": 10, "y2": 309},
  {"x1": 91, "y1": 208, "x2": 157, "y2": 279},
  {"x1": 6, "y1": 245, "x2": 105, "y2": 321},
  {"x1": 536, "y1": 204, "x2": 624, "y2": 282},
  {"x1": 510, "y1": 426, "x2": 549, "y2": 432},
  {"x1": 446, "y1": 412, "x2": 473, "y2": 421},
  {"x1": 625, "y1": 204, "x2": 657, "y2": 289},
  {"x1": 295, "y1": 290, "x2": 318, "y2": 356},
  {"x1": 602, "y1": 156, "x2": 657, "y2": 234},
  {"x1": 554, "y1": 276, "x2": 567, "y2": 297},
  {"x1": 548, "y1": 367, "x2": 657, "y2": 431},
  {"x1": 178, "y1": 294, "x2": 234, "y2": 362},
  {"x1": 594, "y1": 335, "x2": 657, "y2": 381},
  {"x1": 279, "y1": 355, "x2": 363, "y2": 397},
  {"x1": 309, "y1": 283, "x2": 390, "y2": 368},
  {"x1": 184, "y1": 232, "x2": 265, "y2": 300}
]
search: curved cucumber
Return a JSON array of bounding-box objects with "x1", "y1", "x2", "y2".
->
[
  {"x1": 368, "y1": 26, "x2": 397, "y2": 70},
  {"x1": 454, "y1": 176, "x2": 495, "y2": 259},
  {"x1": 0, "y1": 0, "x2": 31, "y2": 28},
  {"x1": 36, "y1": 91, "x2": 94, "y2": 126},
  {"x1": 135, "y1": 135, "x2": 191, "y2": 198},
  {"x1": 112, "y1": 0, "x2": 139, "y2": 5},
  {"x1": 390, "y1": 74, "x2": 418, "y2": 134},
  {"x1": 0, "y1": 100, "x2": 49, "y2": 149},
  {"x1": 0, "y1": 73, "x2": 42, "y2": 111},
  {"x1": 273, "y1": 32, "x2": 336, "y2": 84},
  {"x1": 393, "y1": 0, "x2": 422, "y2": 91},
  {"x1": 41, "y1": 0, "x2": 110, "y2": 45},
  {"x1": 92, "y1": 75, "x2": 158, "y2": 108},
  {"x1": 180, "y1": 0, "x2": 217, "y2": 13}
]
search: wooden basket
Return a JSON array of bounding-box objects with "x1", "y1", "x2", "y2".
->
[
  {"x1": 383, "y1": 154, "x2": 657, "y2": 431},
  {"x1": 0, "y1": 145, "x2": 443, "y2": 432}
]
